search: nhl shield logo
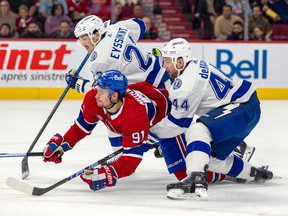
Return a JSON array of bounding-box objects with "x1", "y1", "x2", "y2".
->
[
  {"x1": 173, "y1": 78, "x2": 182, "y2": 90},
  {"x1": 91, "y1": 51, "x2": 97, "y2": 61}
]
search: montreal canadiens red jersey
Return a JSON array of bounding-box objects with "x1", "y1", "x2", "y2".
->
[{"x1": 63, "y1": 82, "x2": 169, "y2": 178}]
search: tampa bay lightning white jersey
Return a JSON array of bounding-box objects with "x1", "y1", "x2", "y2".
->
[
  {"x1": 151, "y1": 59, "x2": 257, "y2": 138},
  {"x1": 84, "y1": 18, "x2": 168, "y2": 93}
]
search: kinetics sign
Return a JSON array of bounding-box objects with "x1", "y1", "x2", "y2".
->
[
  {"x1": 0, "y1": 44, "x2": 72, "y2": 70},
  {"x1": 0, "y1": 41, "x2": 89, "y2": 87}
]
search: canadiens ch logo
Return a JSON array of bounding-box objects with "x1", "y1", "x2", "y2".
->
[
  {"x1": 173, "y1": 78, "x2": 182, "y2": 90},
  {"x1": 91, "y1": 51, "x2": 97, "y2": 61}
]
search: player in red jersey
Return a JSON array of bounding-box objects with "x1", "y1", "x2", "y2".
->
[{"x1": 43, "y1": 69, "x2": 171, "y2": 191}]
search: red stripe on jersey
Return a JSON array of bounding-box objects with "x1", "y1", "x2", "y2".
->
[{"x1": 176, "y1": 135, "x2": 186, "y2": 159}]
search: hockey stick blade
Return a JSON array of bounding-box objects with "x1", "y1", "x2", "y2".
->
[
  {"x1": 6, "y1": 177, "x2": 66, "y2": 196},
  {"x1": 6, "y1": 177, "x2": 34, "y2": 195},
  {"x1": 9, "y1": 148, "x2": 123, "y2": 195},
  {"x1": 21, "y1": 157, "x2": 30, "y2": 180}
]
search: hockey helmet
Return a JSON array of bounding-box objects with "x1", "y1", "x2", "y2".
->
[
  {"x1": 162, "y1": 38, "x2": 193, "y2": 70},
  {"x1": 74, "y1": 15, "x2": 106, "y2": 45},
  {"x1": 94, "y1": 70, "x2": 128, "y2": 97}
]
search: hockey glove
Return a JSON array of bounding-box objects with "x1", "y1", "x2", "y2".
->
[
  {"x1": 152, "y1": 48, "x2": 162, "y2": 57},
  {"x1": 43, "y1": 134, "x2": 73, "y2": 163},
  {"x1": 80, "y1": 166, "x2": 117, "y2": 191},
  {"x1": 65, "y1": 69, "x2": 90, "y2": 94}
]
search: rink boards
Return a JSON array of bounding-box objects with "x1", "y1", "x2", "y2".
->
[{"x1": 0, "y1": 39, "x2": 287, "y2": 99}]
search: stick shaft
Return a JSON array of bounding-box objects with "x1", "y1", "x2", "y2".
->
[
  {"x1": 36, "y1": 148, "x2": 123, "y2": 195},
  {"x1": 0, "y1": 152, "x2": 43, "y2": 158},
  {"x1": 21, "y1": 53, "x2": 91, "y2": 179}
]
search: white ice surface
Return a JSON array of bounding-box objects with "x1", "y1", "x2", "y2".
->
[{"x1": 0, "y1": 100, "x2": 287, "y2": 216}]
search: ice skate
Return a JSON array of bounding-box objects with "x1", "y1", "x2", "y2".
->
[{"x1": 166, "y1": 172, "x2": 208, "y2": 200}]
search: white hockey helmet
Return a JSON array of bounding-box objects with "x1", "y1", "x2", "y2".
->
[
  {"x1": 162, "y1": 38, "x2": 193, "y2": 70},
  {"x1": 74, "y1": 15, "x2": 106, "y2": 45}
]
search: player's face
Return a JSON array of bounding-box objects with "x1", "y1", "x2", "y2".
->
[
  {"x1": 163, "y1": 57, "x2": 185, "y2": 78},
  {"x1": 77, "y1": 34, "x2": 94, "y2": 52},
  {"x1": 95, "y1": 86, "x2": 111, "y2": 107},
  {"x1": 163, "y1": 57, "x2": 178, "y2": 78}
]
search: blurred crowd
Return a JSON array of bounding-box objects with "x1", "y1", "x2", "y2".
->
[
  {"x1": 185, "y1": 0, "x2": 288, "y2": 40},
  {"x1": 0, "y1": 0, "x2": 287, "y2": 40},
  {"x1": 0, "y1": 0, "x2": 158, "y2": 39}
]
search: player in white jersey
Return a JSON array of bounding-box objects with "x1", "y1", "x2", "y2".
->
[
  {"x1": 150, "y1": 38, "x2": 273, "y2": 200},
  {"x1": 66, "y1": 15, "x2": 170, "y2": 94},
  {"x1": 65, "y1": 15, "x2": 171, "y2": 149}
]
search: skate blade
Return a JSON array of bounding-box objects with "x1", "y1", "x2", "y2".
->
[{"x1": 167, "y1": 189, "x2": 208, "y2": 200}]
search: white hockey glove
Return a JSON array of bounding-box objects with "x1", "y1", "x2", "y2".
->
[{"x1": 65, "y1": 69, "x2": 90, "y2": 94}]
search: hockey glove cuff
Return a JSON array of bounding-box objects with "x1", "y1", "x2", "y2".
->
[
  {"x1": 43, "y1": 134, "x2": 73, "y2": 163},
  {"x1": 80, "y1": 166, "x2": 118, "y2": 191},
  {"x1": 65, "y1": 69, "x2": 90, "y2": 94}
]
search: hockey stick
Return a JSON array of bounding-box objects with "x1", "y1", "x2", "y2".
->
[
  {"x1": 21, "y1": 52, "x2": 91, "y2": 180},
  {"x1": 8, "y1": 148, "x2": 123, "y2": 196},
  {"x1": 0, "y1": 152, "x2": 43, "y2": 158}
]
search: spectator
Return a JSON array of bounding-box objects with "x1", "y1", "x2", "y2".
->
[
  {"x1": 22, "y1": 21, "x2": 46, "y2": 38},
  {"x1": 0, "y1": 23, "x2": 18, "y2": 38},
  {"x1": 227, "y1": 21, "x2": 244, "y2": 40},
  {"x1": 194, "y1": 0, "x2": 226, "y2": 39},
  {"x1": 214, "y1": 4, "x2": 243, "y2": 40},
  {"x1": 249, "y1": 5, "x2": 272, "y2": 39},
  {"x1": 141, "y1": 17, "x2": 158, "y2": 39},
  {"x1": 50, "y1": 20, "x2": 75, "y2": 39},
  {"x1": 67, "y1": 0, "x2": 89, "y2": 22},
  {"x1": 0, "y1": 0, "x2": 18, "y2": 33},
  {"x1": 39, "y1": 0, "x2": 68, "y2": 19},
  {"x1": 91, "y1": 0, "x2": 111, "y2": 21},
  {"x1": 275, "y1": 0, "x2": 288, "y2": 24},
  {"x1": 15, "y1": 5, "x2": 33, "y2": 36},
  {"x1": 131, "y1": 3, "x2": 143, "y2": 19},
  {"x1": 226, "y1": 0, "x2": 251, "y2": 18},
  {"x1": 121, "y1": 0, "x2": 135, "y2": 19},
  {"x1": 251, "y1": 0, "x2": 281, "y2": 23},
  {"x1": 8, "y1": 0, "x2": 37, "y2": 17},
  {"x1": 45, "y1": 3, "x2": 73, "y2": 36},
  {"x1": 251, "y1": 26, "x2": 271, "y2": 41},
  {"x1": 114, "y1": 2, "x2": 123, "y2": 21}
]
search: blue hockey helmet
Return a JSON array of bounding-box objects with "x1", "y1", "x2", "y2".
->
[{"x1": 94, "y1": 70, "x2": 128, "y2": 97}]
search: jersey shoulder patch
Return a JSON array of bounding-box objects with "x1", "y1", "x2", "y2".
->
[
  {"x1": 90, "y1": 51, "x2": 97, "y2": 61},
  {"x1": 172, "y1": 78, "x2": 182, "y2": 90}
]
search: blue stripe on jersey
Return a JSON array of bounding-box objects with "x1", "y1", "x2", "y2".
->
[
  {"x1": 145, "y1": 55, "x2": 161, "y2": 85},
  {"x1": 167, "y1": 114, "x2": 193, "y2": 128},
  {"x1": 76, "y1": 110, "x2": 97, "y2": 133},
  {"x1": 123, "y1": 144, "x2": 151, "y2": 156},
  {"x1": 186, "y1": 141, "x2": 211, "y2": 156},
  {"x1": 132, "y1": 18, "x2": 146, "y2": 40},
  {"x1": 230, "y1": 80, "x2": 252, "y2": 102},
  {"x1": 227, "y1": 155, "x2": 244, "y2": 177},
  {"x1": 146, "y1": 102, "x2": 156, "y2": 125},
  {"x1": 212, "y1": 173, "x2": 219, "y2": 183},
  {"x1": 109, "y1": 136, "x2": 122, "y2": 147},
  {"x1": 157, "y1": 70, "x2": 172, "y2": 88}
]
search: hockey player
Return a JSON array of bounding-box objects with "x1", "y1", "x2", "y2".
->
[
  {"x1": 150, "y1": 38, "x2": 273, "y2": 200},
  {"x1": 66, "y1": 15, "x2": 170, "y2": 93},
  {"x1": 66, "y1": 15, "x2": 171, "y2": 148},
  {"x1": 43, "y1": 70, "x2": 171, "y2": 191}
]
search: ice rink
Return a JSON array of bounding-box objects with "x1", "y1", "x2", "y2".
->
[{"x1": 0, "y1": 99, "x2": 288, "y2": 216}]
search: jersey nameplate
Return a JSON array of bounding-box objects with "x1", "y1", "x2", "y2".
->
[{"x1": 110, "y1": 28, "x2": 128, "y2": 60}]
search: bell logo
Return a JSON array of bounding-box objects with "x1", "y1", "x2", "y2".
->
[
  {"x1": 216, "y1": 49, "x2": 267, "y2": 79},
  {"x1": 0, "y1": 43, "x2": 72, "y2": 70}
]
